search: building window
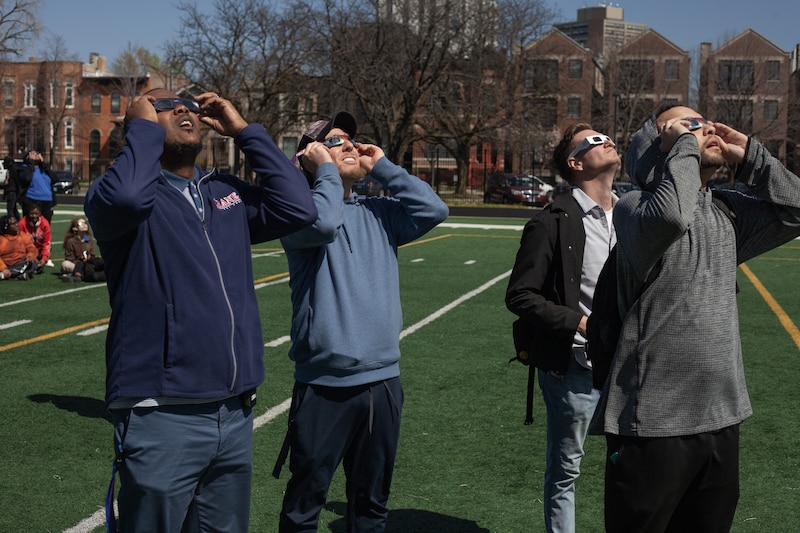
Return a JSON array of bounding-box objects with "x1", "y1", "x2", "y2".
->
[
  {"x1": 764, "y1": 99, "x2": 779, "y2": 120},
  {"x1": 3, "y1": 81, "x2": 12, "y2": 107},
  {"x1": 110, "y1": 92, "x2": 121, "y2": 114},
  {"x1": 665, "y1": 60, "x2": 679, "y2": 81},
  {"x1": 65, "y1": 83, "x2": 74, "y2": 108},
  {"x1": 718, "y1": 60, "x2": 754, "y2": 94},
  {"x1": 567, "y1": 97, "x2": 581, "y2": 118},
  {"x1": 89, "y1": 130, "x2": 101, "y2": 158},
  {"x1": 50, "y1": 81, "x2": 59, "y2": 108},
  {"x1": 525, "y1": 59, "x2": 559, "y2": 92},
  {"x1": 91, "y1": 93, "x2": 102, "y2": 113},
  {"x1": 766, "y1": 60, "x2": 780, "y2": 82},
  {"x1": 24, "y1": 82, "x2": 36, "y2": 108},
  {"x1": 65, "y1": 119, "x2": 74, "y2": 149},
  {"x1": 282, "y1": 137, "x2": 298, "y2": 159},
  {"x1": 568, "y1": 59, "x2": 582, "y2": 79}
]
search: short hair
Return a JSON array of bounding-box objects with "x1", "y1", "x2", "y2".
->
[
  {"x1": 1, "y1": 215, "x2": 13, "y2": 234},
  {"x1": 552, "y1": 123, "x2": 593, "y2": 183},
  {"x1": 653, "y1": 101, "x2": 683, "y2": 118}
]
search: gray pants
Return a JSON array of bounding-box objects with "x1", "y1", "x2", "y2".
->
[{"x1": 111, "y1": 396, "x2": 254, "y2": 532}]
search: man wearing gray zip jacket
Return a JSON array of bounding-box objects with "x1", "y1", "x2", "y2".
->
[
  {"x1": 85, "y1": 89, "x2": 316, "y2": 532},
  {"x1": 275, "y1": 111, "x2": 448, "y2": 532},
  {"x1": 594, "y1": 104, "x2": 800, "y2": 532}
]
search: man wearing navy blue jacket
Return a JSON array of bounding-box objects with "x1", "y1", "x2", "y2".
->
[
  {"x1": 85, "y1": 89, "x2": 317, "y2": 532},
  {"x1": 275, "y1": 112, "x2": 448, "y2": 532}
]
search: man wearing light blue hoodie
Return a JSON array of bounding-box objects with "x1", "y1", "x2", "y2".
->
[{"x1": 275, "y1": 111, "x2": 448, "y2": 532}]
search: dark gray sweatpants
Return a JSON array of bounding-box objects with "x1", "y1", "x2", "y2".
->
[{"x1": 279, "y1": 377, "x2": 404, "y2": 532}]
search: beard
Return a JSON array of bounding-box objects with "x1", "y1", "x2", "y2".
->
[
  {"x1": 700, "y1": 151, "x2": 726, "y2": 169},
  {"x1": 172, "y1": 140, "x2": 202, "y2": 158}
]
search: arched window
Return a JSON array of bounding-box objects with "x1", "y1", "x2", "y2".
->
[{"x1": 91, "y1": 93, "x2": 102, "y2": 113}]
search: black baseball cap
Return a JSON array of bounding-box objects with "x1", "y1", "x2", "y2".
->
[{"x1": 296, "y1": 111, "x2": 357, "y2": 154}]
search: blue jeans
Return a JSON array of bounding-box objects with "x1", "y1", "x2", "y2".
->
[
  {"x1": 538, "y1": 356, "x2": 600, "y2": 533},
  {"x1": 111, "y1": 396, "x2": 254, "y2": 533}
]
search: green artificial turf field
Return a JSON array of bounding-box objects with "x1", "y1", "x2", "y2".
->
[{"x1": 1, "y1": 207, "x2": 798, "y2": 532}]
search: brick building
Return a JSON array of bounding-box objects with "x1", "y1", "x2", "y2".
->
[
  {"x1": 700, "y1": 29, "x2": 791, "y2": 163},
  {"x1": 0, "y1": 54, "x2": 189, "y2": 183}
]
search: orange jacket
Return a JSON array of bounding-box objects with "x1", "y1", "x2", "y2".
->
[{"x1": 0, "y1": 233, "x2": 37, "y2": 271}]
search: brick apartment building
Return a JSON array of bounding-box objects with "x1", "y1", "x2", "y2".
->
[
  {"x1": 700, "y1": 29, "x2": 792, "y2": 164},
  {"x1": 0, "y1": 54, "x2": 187, "y2": 183}
]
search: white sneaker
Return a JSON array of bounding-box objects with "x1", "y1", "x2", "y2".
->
[{"x1": 45, "y1": 260, "x2": 55, "y2": 267}]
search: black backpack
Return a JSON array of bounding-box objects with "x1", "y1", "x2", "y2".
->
[{"x1": 586, "y1": 191, "x2": 737, "y2": 391}]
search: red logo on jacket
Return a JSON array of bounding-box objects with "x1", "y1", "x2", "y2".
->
[{"x1": 214, "y1": 192, "x2": 242, "y2": 210}]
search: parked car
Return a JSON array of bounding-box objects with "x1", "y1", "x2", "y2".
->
[
  {"x1": 351, "y1": 176, "x2": 385, "y2": 197},
  {"x1": 51, "y1": 170, "x2": 79, "y2": 194},
  {"x1": 484, "y1": 173, "x2": 552, "y2": 206}
]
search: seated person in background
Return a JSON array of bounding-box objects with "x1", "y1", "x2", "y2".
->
[
  {"x1": 61, "y1": 217, "x2": 105, "y2": 282},
  {"x1": 0, "y1": 215, "x2": 37, "y2": 280},
  {"x1": 18, "y1": 206, "x2": 53, "y2": 273}
]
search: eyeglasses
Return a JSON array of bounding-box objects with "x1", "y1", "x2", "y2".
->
[
  {"x1": 683, "y1": 117, "x2": 711, "y2": 131},
  {"x1": 568, "y1": 134, "x2": 613, "y2": 159},
  {"x1": 151, "y1": 98, "x2": 200, "y2": 113},
  {"x1": 322, "y1": 135, "x2": 356, "y2": 148}
]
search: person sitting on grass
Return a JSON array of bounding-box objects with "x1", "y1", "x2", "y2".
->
[
  {"x1": 18, "y1": 206, "x2": 53, "y2": 274},
  {"x1": 60, "y1": 217, "x2": 105, "y2": 282},
  {"x1": 0, "y1": 215, "x2": 37, "y2": 281}
]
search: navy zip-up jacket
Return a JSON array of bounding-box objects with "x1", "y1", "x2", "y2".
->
[{"x1": 85, "y1": 119, "x2": 317, "y2": 405}]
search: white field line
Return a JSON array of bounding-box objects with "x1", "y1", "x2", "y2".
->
[
  {"x1": 0, "y1": 282, "x2": 105, "y2": 308},
  {"x1": 0, "y1": 319, "x2": 32, "y2": 330},
  {"x1": 63, "y1": 268, "x2": 512, "y2": 533},
  {"x1": 77, "y1": 325, "x2": 109, "y2": 337}
]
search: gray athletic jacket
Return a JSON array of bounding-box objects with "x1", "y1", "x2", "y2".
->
[{"x1": 594, "y1": 117, "x2": 800, "y2": 437}]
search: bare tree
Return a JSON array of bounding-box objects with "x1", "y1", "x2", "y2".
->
[
  {"x1": 0, "y1": 0, "x2": 41, "y2": 59},
  {"x1": 305, "y1": 0, "x2": 459, "y2": 165},
  {"x1": 166, "y1": 0, "x2": 317, "y2": 137},
  {"x1": 419, "y1": 0, "x2": 558, "y2": 193},
  {"x1": 111, "y1": 43, "x2": 164, "y2": 99}
]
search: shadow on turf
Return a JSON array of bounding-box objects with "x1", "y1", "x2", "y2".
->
[
  {"x1": 28, "y1": 393, "x2": 111, "y2": 422},
  {"x1": 324, "y1": 501, "x2": 489, "y2": 532}
]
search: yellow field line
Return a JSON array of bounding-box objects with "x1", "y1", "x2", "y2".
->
[
  {"x1": 254, "y1": 272, "x2": 290, "y2": 284},
  {"x1": 0, "y1": 317, "x2": 110, "y2": 353},
  {"x1": 0, "y1": 275, "x2": 292, "y2": 353},
  {"x1": 740, "y1": 263, "x2": 800, "y2": 350},
  {"x1": 400, "y1": 234, "x2": 453, "y2": 247}
]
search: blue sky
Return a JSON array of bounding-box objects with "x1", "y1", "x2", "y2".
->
[{"x1": 32, "y1": 0, "x2": 800, "y2": 65}]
